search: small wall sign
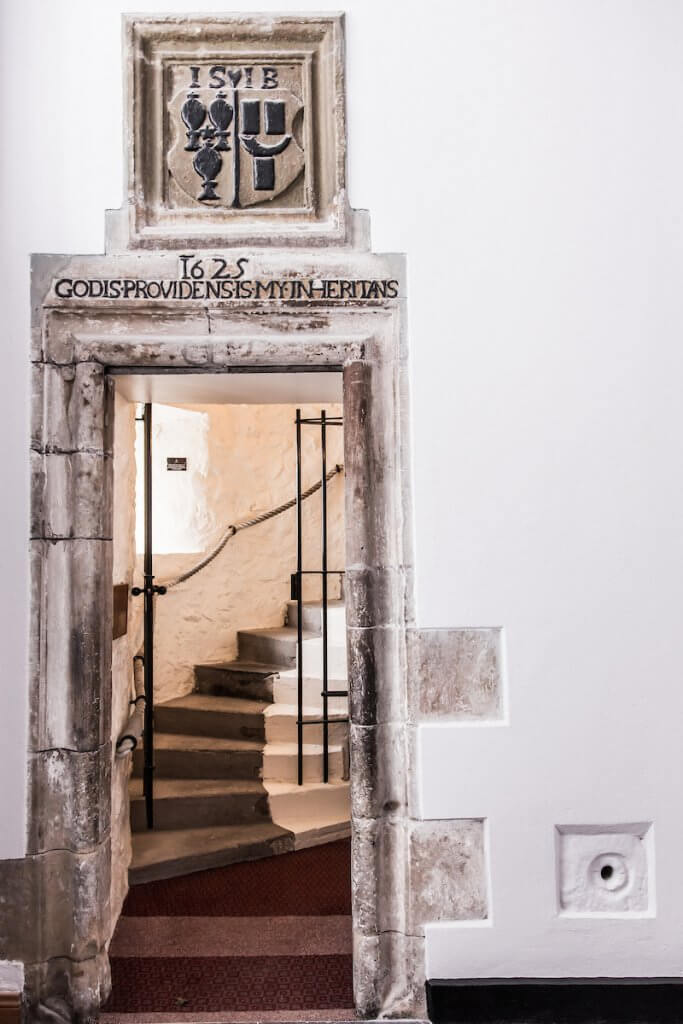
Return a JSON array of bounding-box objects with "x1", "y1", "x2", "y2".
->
[{"x1": 167, "y1": 457, "x2": 187, "y2": 471}]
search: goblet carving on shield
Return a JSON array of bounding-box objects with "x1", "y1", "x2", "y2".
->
[
  {"x1": 193, "y1": 140, "x2": 222, "y2": 200},
  {"x1": 208, "y1": 92, "x2": 233, "y2": 151},
  {"x1": 181, "y1": 92, "x2": 207, "y2": 151}
]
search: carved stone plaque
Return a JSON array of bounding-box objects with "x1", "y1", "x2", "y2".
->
[
  {"x1": 169, "y1": 62, "x2": 306, "y2": 209},
  {"x1": 123, "y1": 16, "x2": 348, "y2": 249}
]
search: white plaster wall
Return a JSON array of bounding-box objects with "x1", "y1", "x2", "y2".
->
[
  {"x1": 144, "y1": 403, "x2": 344, "y2": 705},
  {"x1": 110, "y1": 392, "x2": 142, "y2": 923},
  {"x1": 3, "y1": 0, "x2": 683, "y2": 982}
]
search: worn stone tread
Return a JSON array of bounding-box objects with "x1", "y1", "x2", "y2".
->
[
  {"x1": 265, "y1": 703, "x2": 348, "y2": 721},
  {"x1": 159, "y1": 693, "x2": 269, "y2": 715},
  {"x1": 129, "y1": 822, "x2": 294, "y2": 883},
  {"x1": 130, "y1": 778, "x2": 265, "y2": 799},
  {"x1": 238, "y1": 626, "x2": 319, "y2": 642},
  {"x1": 140, "y1": 733, "x2": 263, "y2": 753},
  {"x1": 266, "y1": 741, "x2": 345, "y2": 756},
  {"x1": 195, "y1": 659, "x2": 283, "y2": 678}
]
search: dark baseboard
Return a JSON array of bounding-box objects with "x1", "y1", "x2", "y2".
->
[
  {"x1": 426, "y1": 978, "x2": 683, "y2": 1023},
  {"x1": 0, "y1": 993, "x2": 21, "y2": 1024}
]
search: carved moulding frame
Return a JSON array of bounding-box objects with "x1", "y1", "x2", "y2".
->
[
  {"x1": 122, "y1": 14, "x2": 351, "y2": 250},
  {"x1": 14, "y1": 258, "x2": 429, "y2": 1022}
]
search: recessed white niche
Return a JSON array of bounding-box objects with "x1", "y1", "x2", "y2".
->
[{"x1": 556, "y1": 823, "x2": 654, "y2": 916}]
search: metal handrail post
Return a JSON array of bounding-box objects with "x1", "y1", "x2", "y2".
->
[
  {"x1": 142, "y1": 403, "x2": 155, "y2": 829},
  {"x1": 296, "y1": 408, "x2": 304, "y2": 787},
  {"x1": 321, "y1": 410, "x2": 329, "y2": 783}
]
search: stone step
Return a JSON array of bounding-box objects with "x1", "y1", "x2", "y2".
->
[
  {"x1": 265, "y1": 703, "x2": 348, "y2": 745},
  {"x1": 237, "y1": 625, "x2": 318, "y2": 667},
  {"x1": 130, "y1": 778, "x2": 269, "y2": 832},
  {"x1": 154, "y1": 693, "x2": 267, "y2": 741},
  {"x1": 272, "y1": 675, "x2": 349, "y2": 707},
  {"x1": 195, "y1": 659, "x2": 280, "y2": 702},
  {"x1": 263, "y1": 742, "x2": 346, "y2": 783},
  {"x1": 277, "y1": 636, "x2": 348, "y2": 682},
  {"x1": 286, "y1": 599, "x2": 346, "y2": 643},
  {"x1": 133, "y1": 733, "x2": 263, "y2": 780},
  {"x1": 267, "y1": 780, "x2": 351, "y2": 847},
  {"x1": 129, "y1": 821, "x2": 294, "y2": 884}
]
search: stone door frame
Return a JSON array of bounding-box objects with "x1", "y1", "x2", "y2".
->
[{"x1": 25, "y1": 285, "x2": 422, "y2": 1022}]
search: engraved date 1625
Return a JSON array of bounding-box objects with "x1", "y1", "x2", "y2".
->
[{"x1": 178, "y1": 255, "x2": 249, "y2": 281}]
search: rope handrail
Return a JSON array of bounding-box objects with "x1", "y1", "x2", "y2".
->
[{"x1": 157, "y1": 463, "x2": 344, "y2": 589}]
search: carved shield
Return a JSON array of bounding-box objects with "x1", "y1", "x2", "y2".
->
[{"x1": 168, "y1": 73, "x2": 305, "y2": 210}]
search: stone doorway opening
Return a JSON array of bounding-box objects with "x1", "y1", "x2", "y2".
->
[
  {"x1": 105, "y1": 368, "x2": 354, "y2": 1019},
  {"x1": 28, "y1": 291, "x2": 417, "y2": 1021}
]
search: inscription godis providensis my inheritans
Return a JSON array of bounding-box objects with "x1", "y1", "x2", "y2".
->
[{"x1": 53, "y1": 256, "x2": 400, "y2": 302}]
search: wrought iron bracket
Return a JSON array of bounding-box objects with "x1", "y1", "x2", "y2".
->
[{"x1": 131, "y1": 584, "x2": 167, "y2": 597}]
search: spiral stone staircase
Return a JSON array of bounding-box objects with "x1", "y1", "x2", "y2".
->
[{"x1": 129, "y1": 599, "x2": 350, "y2": 882}]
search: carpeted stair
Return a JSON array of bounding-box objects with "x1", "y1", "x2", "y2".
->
[{"x1": 102, "y1": 838, "x2": 354, "y2": 1020}]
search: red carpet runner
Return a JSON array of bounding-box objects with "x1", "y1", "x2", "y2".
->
[{"x1": 103, "y1": 838, "x2": 354, "y2": 1019}]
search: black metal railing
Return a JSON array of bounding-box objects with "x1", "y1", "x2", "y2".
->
[
  {"x1": 131, "y1": 404, "x2": 166, "y2": 830},
  {"x1": 291, "y1": 408, "x2": 348, "y2": 786}
]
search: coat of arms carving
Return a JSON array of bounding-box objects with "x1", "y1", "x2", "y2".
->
[
  {"x1": 168, "y1": 62, "x2": 306, "y2": 209},
  {"x1": 126, "y1": 15, "x2": 346, "y2": 246}
]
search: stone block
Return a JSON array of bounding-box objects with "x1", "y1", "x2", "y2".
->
[
  {"x1": 408, "y1": 819, "x2": 488, "y2": 935},
  {"x1": 29, "y1": 539, "x2": 112, "y2": 752},
  {"x1": 343, "y1": 360, "x2": 401, "y2": 570},
  {"x1": 110, "y1": 755, "x2": 133, "y2": 925},
  {"x1": 556, "y1": 823, "x2": 653, "y2": 915},
  {"x1": 0, "y1": 843, "x2": 111, "y2": 965},
  {"x1": 352, "y1": 816, "x2": 408, "y2": 937},
  {"x1": 40, "y1": 363, "x2": 112, "y2": 455},
  {"x1": 347, "y1": 625, "x2": 405, "y2": 726},
  {"x1": 406, "y1": 725, "x2": 421, "y2": 819},
  {"x1": 407, "y1": 627, "x2": 503, "y2": 721},
  {"x1": 23, "y1": 951, "x2": 111, "y2": 1024},
  {"x1": 377, "y1": 930, "x2": 427, "y2": 1020},
  {"x1": 345, "y1": 566, "x2": 401, "y2": 628},
  {"x1": 27, "y1": 744, "x2": 112, "y2": 854},
  {"x1": 352, "y1": 930, "x2": 381, "y2": 1018},
  {"x1": 350, "y1": 723, "x2": 407, "y2": 820},
  {"x1": 30, "y1": 451, "x2": 112, "y2": 540},
  {"x1": 30, "y1": 363, "x2": 43, "y2": 451},
  {"x1": 402, "y1": 564, "x2": 417, "y2": 629}
]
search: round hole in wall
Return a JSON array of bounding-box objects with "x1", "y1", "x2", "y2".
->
[{"x1": 589, "y1": 853, "x2": 629, "y2": 893}]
